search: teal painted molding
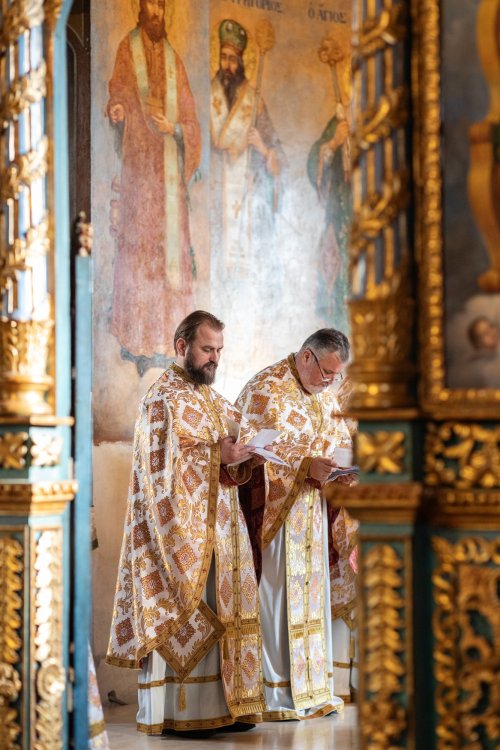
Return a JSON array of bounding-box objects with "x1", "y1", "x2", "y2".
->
[
  {"x1": 72, "y1": 255, "x2": 93, "y2": 750},
  {"x1": 50, "y1": 2, "x2": 77, "y2": 748}
]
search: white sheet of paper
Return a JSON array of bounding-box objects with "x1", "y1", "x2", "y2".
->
[
  {"x1": 225, "y1": 428, "x2": 285, "y2": 467},
  {"x1": 248, "y1": 429, "x2": 280, "y2": 448}
]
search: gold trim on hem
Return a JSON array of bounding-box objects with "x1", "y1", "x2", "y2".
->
[
  {"x1": 156, "y1": 599, "x2": 225, "y2": 680},
  {"x1": 262, "y1": 702, "x2": 343, "y2": 722},
  {"x1": 137, "y1": 714, "x2": 232, "y2": 734},
  {"x1": 230, "y1": 700, "x2": 267, "y2": 719},
  {"x1": 264, "y1": 678, "x2": 291, "y2": 688},
  {"x1": 138, "y1": 673, "x2": 222, "y2": 689},
  {"x1": 89, "y1": 720, "x2": 107, "y2": 739}
]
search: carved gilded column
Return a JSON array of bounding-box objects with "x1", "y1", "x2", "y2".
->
[
  {"x1": 349, "y1": 0, "x2": 414, "y2": 410},
  {"x1": 0, "y1": 1, "x2": 76, "y2": 747},
  {"x1": 0, "y1": 0, "x2": 53, "y2": 416},
  {"x1": 343, "y1": 2, "x2": 421, "y2": 749}
]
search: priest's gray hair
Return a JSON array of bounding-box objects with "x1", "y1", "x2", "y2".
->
[
  {"x1": 299, "y1": 328, "x2": 350, "y2": 362},
  {"x1": 174, "y1": 310, "x2": 224, "y2": 352}
]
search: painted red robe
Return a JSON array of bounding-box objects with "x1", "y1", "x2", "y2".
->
[{"x1": 108, "y1": 29, "x2": 201, "y2": 357}]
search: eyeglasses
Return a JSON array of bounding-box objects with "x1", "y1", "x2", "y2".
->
[{"x1": 309, "y1": 349, "x2": 344, "y2": 384}]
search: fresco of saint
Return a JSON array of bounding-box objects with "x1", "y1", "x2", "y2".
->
[
  {"x1": 307, "y1": 33, "x2": 352, "y2": 330},
  {"x1": 107, "y1": 0, "x2": 201, "y2": 375},
  {"x1": 210, "y1": 18, "x2": 285, "y2": 274}
]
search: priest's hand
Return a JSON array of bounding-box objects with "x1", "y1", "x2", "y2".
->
[
  {"x1": 248, "y1": 445, "x2": 274, "y2": 467},
  {"x1": 334, "y1": 473, "x2": 358, "y2": 487},
  {"x1": 220, "y1": 437, "x2": 253, "y2": 466},
  {"x1": 308, "y1": 456, "x2": 336, "y2": 483}
]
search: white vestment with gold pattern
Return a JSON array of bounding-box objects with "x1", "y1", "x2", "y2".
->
[
  {"x1": 236, "y1": 355, "x2": 358, "y2": 717},
  {"x1": 107, "y1": 363, "x2": 265, "y2": 734}
]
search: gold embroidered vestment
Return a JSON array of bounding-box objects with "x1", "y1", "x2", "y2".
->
[
  {"x1": 236, "y1": 355, "x2": 357, "y2": 709},
  {"x1": 107, "y1": 364, "x2": 265, "y2": 718}
]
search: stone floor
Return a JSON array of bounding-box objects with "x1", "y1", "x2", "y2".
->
[{"x1": 104, "y1": 704, "x2": 358, "y2": 749}]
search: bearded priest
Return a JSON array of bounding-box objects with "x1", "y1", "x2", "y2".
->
[{"x1": 106, "y1": 311, "x2": 266, "y2": 737}]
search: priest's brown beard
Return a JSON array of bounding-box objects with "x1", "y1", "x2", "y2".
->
[
  {"x1": 217, "y1": 65, "x2": 245, "y2": 111},
  {"x1": 184, "y1": 350, "x2": 217, "y2": 385},
  {"x1": 139, "y1": 11, "x2": 165, "y2": 43}
]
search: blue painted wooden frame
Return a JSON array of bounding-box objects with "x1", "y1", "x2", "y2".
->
[{"x1": 53, "y1": 2, "x2": 93, "y2": 747}]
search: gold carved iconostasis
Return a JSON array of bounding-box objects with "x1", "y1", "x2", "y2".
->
[{"x1": 89, "y1": 0, "x2": 352, "y2": 697}]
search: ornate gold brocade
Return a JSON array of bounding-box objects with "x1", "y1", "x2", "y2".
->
[
  {"x1": 236, "y1": 355, "x2": 356, "y2": 712},
  {"x1": 432, "y1": 537, "x2": 500, "y2": 749},
  {"x1": 107, "y1": 365, "x2": 264, "y2": 720}
]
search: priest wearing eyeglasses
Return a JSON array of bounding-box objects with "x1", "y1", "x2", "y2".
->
[{"x1": 235, "y1": 329, "x2": 358, "y2": 720}]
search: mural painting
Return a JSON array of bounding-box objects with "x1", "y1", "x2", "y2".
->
[
  {"x1": 307, "y1": 32, "x2": 352, "y2": 325},
  {"x1": 92, "y1": 0, "x2": 352, "y2": 433},
  {"x1": 107, "y1": 0, "x2": 201, "y2": 376},
  {"x1": 90, "y1": 0, "x2": 352, "y2": 695},
  {"x1": 443, "y1": 0, "x2": 500, "y2": 389}
]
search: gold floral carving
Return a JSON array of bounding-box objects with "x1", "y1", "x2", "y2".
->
[
  {"x1": 0, "y1": 62, "x2": 47, "y2": 129},
  {"x1": 0, "y1": 219, "x2": 50, "y2": 279},
  {"x1": 0, "y1": 432, "x2": 29, "y2": 469},
  {"x1": 426, "y1": 422, "x2": 500, "y2": 489},
  {"x1": 0, "y1": 536, "x2": 24, "y2": 750},
  {"x1": 30, "y1": 433, "x2": 62, "y2": 466},
  {"x1": 432, "y1": 536, "x2": 500, "y2": 749},
  {"x1": 415, "y1": 0, "x2": 500, "y2": 415},
  {"x1": 0, "y1": 137, "x2": 48, "y2": 202},
  {"x1": 0, "y1": 319, "x2": 54, "y2": 416},
  {"x1": 33, "y1": 529, "x2": 65, "y2": 748},
  {"x1": 349, "y1": 0, "x2": 414, "y2": 410},
  {"x1": 359, "y1": 544, "x2": 408, "y2": 748},
  {"x1": 0, "y1": 0, "x2": 44, "y2": 48},
  {"x1": 357, "y1": 430, "x2": 405, "y2": 474}
]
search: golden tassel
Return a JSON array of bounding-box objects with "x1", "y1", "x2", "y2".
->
[
  {"x1": 223, "y1": 638, "x2": 230, "y2": 660},
  {"x1": 178, "y1": 683, "x2": 186, "y2": 712}
]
